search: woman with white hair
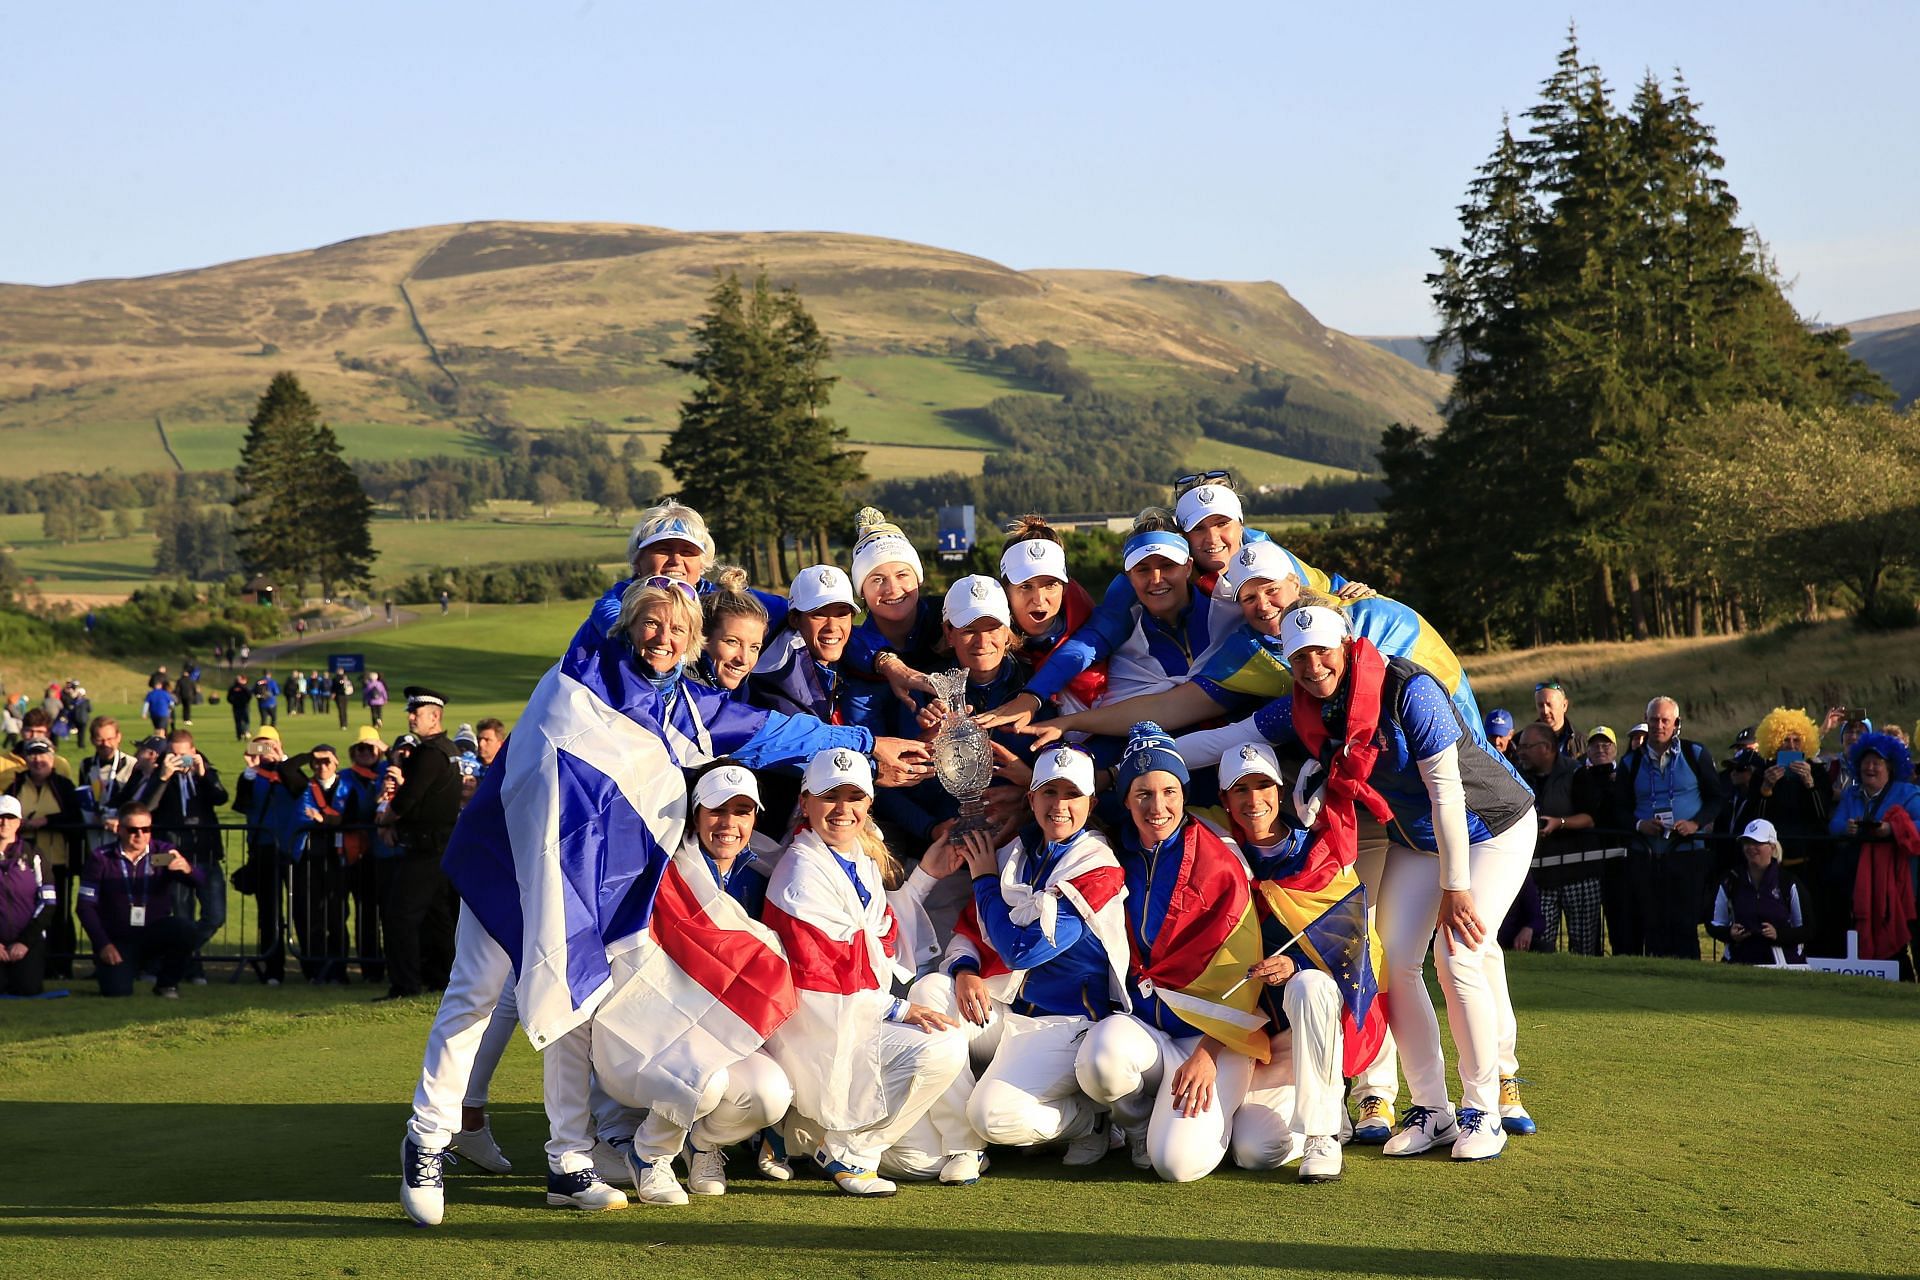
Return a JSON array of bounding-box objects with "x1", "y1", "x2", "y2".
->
[
  {"x1": 585, "y1": 501, "x2": 790, "y2": 638},
  {"x1": 1262, "y1": 605, "x2": 1536, "y2": 1162}
]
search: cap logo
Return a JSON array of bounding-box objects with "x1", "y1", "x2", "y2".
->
[
  {"x1": 833, "y1": 750, "x2": 855, "y2": 772},
  {"x1": 816, "y1": 568, "x2": 834, "y2": 586},
  {"x1": 970, "y1": 579, "x2": 991, "y2": 600},
  {"x1": 1052, "y1": 748, "x2": 1075, "y2": 769},
  {"x1": 1028, "y1": 542, "x2": 1046, "y2": 560},
  {"x1": 661, "y1": 518, "x2": 687, "y2": 536},
  {"x1": 724, "y1": 767, "x2": 745, "y2": 787},
  {"x1": 1239, "y1": 743, "x2": 1260, "y2": 762},
  {"x1": 1195, "y1": 486, "x2": 1215, "y2": 502},
  {"x1": 1239, "y1": 547, "x2": 1258, "y2": 566},
  {"x1": 1128, "y1": 749, "x2": 1152, "y2": 773}
]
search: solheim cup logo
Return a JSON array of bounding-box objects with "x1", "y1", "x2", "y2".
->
[
  {"x1": 724, "y1": 767, "x2": 745, "y2": 787},
  {"x1": 816, "y1": 568, "x2": 834, "y2": 587},
  {"x1": 1053, "y1": 747, "x2": 1075, "y2": 770},
  {"x1": 1196, "y1": 486, "x2": 1215, "y2": 502},
  {"x1": 1028, "y1": 542, "x2": 1046, "y2": 560},
  {"x1": 970, "y1": 578, "x2": 990, "y2": 600},
  {"x1": 1240, "y1": 547, "x2": 1258, "y2": 566},
  {"x1": 833, "y1": 750, "x2": 854, "y2": 773},
  {"x1": 1239, "y1": 743, "x2": 1261, "y2": 763}
]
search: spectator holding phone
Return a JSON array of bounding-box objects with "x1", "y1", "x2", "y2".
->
[
  {"x1": 1746, "y1": 708, "x2": 1831, "y2": 846},
  {"x1": 1706, "y1": 820, "x2": 1813, "y2": 965},
  {"x1": 137, "y1": 728, "x2": 229, "y2": 982},
  {"x1": 1827, "y1": 732, "x2": 1920, "y2": 975},
  {"x1": 75, "y1": 801, "x2": 204, "y2": 997}
]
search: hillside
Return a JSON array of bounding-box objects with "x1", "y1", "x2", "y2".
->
[
  {"x1": 0, "y1": 221, "x2": 1448, "y2": 480},
  {"x1": 1841, "y1": 310, "x2": 1920, "y2": 407}
]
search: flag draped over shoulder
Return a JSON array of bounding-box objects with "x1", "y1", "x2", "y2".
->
[
  {"x1": 1254, "y1": 866, "x2": 1387, "y2": 1076},
  {"x1": 443, "y1": 620, "x2": 693, "y2": 1049},
  {"x1": 591, "y1": 845, "x2": 798, "y2": 1128},
  {"x1": 1131, "y1": 819, "x2": 1272, "y2": 1063}
]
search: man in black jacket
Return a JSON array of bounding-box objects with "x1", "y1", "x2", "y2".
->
[
  {"x1": 378, "y1": 687, "x2": 462, "y2": 1000},
  {"x1": 138, "y1": 728, "x2": 230, "y2": 982},
  {"x1": 1514, "y1": 723, "x2": 1606, "y2": 955}
]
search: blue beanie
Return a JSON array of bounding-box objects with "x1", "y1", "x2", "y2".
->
[{"x1": 1117, "y1": 721, "x2": 1189, "y2": 794}]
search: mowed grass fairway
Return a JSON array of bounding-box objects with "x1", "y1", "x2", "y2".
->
[{"x1": 1, "y1": 959, "x2": 1914, "y2": 1279}]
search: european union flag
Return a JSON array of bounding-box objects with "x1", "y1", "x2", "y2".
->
[{"x1": 1269, "y1": 882, "x2": 1378, "y2": 1027}]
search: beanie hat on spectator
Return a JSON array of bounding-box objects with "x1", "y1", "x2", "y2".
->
[{"x1": 850, "y1": 507, "x2": 923, "y2": 595}]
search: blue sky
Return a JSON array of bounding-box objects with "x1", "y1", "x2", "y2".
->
[{"x1": 4, "y1": 1, "x2": 1914, "y2": 333}]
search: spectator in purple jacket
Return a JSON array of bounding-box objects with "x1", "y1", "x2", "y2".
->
[
  {"x1": 1, "y1": 796, "x2": 59, "y2": 995},
  {"x1": 74, "y1": 801, "x2": 204, "y2": 998},
  {"x1": 364, "y1": 672, "x2": 389, "y2": 730}
]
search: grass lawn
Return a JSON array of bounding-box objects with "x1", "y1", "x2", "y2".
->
[
  {"x1": 1, "y1": 957, "x2": 1912, "y2": 1279},
  {"x1": 1191, "y1": 437, "x2": 1357, "y2": 490},
  {"x1": 164, "y1": 421, "x2": 499, "y2": 471},
  {"x1": 829, "y1": 353, "x2": 1030, "y2": 448}
]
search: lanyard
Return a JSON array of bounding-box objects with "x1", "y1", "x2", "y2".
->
[
  {"x1": 830, "y1": 850, "x2": 871, "y2": 909},
  {"x1": 115, "y1": 852, "x2": 156, "y2": 912}
]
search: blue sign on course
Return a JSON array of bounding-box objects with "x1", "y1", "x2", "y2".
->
[{"x1": 329, "y1": 654, "x2": 366, "y2": 673}]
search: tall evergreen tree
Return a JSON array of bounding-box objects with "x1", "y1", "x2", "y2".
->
[
  {"x1": 662, "y1": 273, "x2": 863, "y2": 580},
  {"x1": 233, "y1": 372, "x2": 376, "y2": 599}
]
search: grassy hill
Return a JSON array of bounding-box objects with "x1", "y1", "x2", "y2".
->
[
  {"x1": 0, "y1": 221, "x2": 1447, "y2": 481},
  {"x1": 1843, "y1": 312, "x2": 1920, "y2": 407}
]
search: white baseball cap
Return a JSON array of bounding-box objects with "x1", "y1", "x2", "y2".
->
[
  {"x1": 1280, "y1": 605, "x2": 1349, "y2": 659},
  {"x1": 693, "y1": 764, "x2": 762, "y2": 811},
  {"x1": 943, "y1": 575, "x2": 1012, "y2": 628},
  {"x1": 0, "y1": 796, "x2": 21, "y2": 819},
  {"x1": 788, "y1": 565, "x2": 858, "y2": 614},
  {"x1": 1001, "y1": 538, "x2": 1068, "y2": 586},
  {"x1": 1030, "y1": 745, "x2": 1096, "y2": 795},
  {"x1": 803, "y1": 747, "x2": 874, "y2": 797},
  {"x1": 1220, "y1": 541, "x2": 1298, "y2": 599},
  {"x1": 1739, "y1": 818, "x2": 1779, "y2": 845},
  {"x1": 1122, "y1": 530, "x2": 1192, "y2": 571},
  {"x1": 1219, "y1": 740, "x2": 1284, "y2": 791},
  {"x1": 1176, "y1": 483, "x2": 1245, "y2": 531}
]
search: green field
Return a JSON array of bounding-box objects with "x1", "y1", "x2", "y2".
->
[
  {"x1": 1186, "y1": 436, "x2": 1357, "y2": 490},
  {"x1": 165, "y1": 421, "x2": 500, "y2": 471},
  {"x1": 828, "y1": 354, "x2": 1030, "y2": 448},
  {"x1": 1, "y1": 957, "x2": 1912, "y2": 1279}
]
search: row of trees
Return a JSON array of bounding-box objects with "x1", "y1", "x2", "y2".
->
[{"x1": 1381, "y1": 33, "x2": 1895, "y2": 648}]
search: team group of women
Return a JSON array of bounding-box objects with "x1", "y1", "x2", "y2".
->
[{"x1": 399, "y1": 479, "x2": 1543, "y2": 1222}]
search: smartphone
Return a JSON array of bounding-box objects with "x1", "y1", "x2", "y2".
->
[
  {"x1": 1846, "y1": 707, "x2": 1867, "y2": 724},
  {"x1": 1776, "y1": 750, "x2": 1805, "y2": 768}
]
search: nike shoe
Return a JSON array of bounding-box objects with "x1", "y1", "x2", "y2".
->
[
  {"x1": 1382, "y1": 1104, "x2": 1460, "y2": 1157},
  {"x1": 592, "y1": 1137, "x2": 635, "y2": 1187},
  {"x1": 817, "y1": 1154, "x2": 896, "y2": 1198},
  {"x1": 545, "y1": 1168, "x2": 629, "y2": 1210},
  {"x1": 1298, "y1": 1135, "x2": 1343, "y2": 1184},
  {"x1": 1451, "y1": 1107, "x2": 1508, "y2": 1161},
  {"x1": 1499, "y1": 1077, "x2": 1537, "y2": 1135},
  {"x1": 450, "y1": 1120, "x2": 512, "y2": 1174},
  {"x1": 401, "y1": 1136, "x2": 447, "y2": 1227},
  {"x1": 1350, "y1": 1094, "x2": 1394, "y2": 1145},
  {"x1": 752, "y1": 1132, "x2": 793, "y2": 1181},
  {"x1": 938, "y1": 1151, "x2": 986, "y2": 1185}
]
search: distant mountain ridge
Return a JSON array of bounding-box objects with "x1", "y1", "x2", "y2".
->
[{"x1": 0, "y1": 221, "x2": 1450, "y2": 480}]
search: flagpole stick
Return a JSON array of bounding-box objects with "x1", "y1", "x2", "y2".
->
[{"x1": 1222, "y1": 946, "x2": 1294, "y2": 1000}]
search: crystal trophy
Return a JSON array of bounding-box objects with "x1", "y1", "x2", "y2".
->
[{"x1": 928, "y1": 668, "x2": 993, "y2": 836}]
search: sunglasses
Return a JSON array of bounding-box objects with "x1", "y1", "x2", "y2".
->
[
  {"x1": 643, "y1": 574, "x2": 700, "y2": 601},
  {"x1": 124, "y1": 825, "x2": 153, "y2": 835},
  {"x1": 1535, "y1": 680, "x2": 1564, "y2": 692},
  {"x1": 1173, "y1": 469, "x2": 1232, "y2": 497}
]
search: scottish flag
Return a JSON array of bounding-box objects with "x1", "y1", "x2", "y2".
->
[{"x1": 444, "y1": 621, "x2": 691, "y2": 1049}]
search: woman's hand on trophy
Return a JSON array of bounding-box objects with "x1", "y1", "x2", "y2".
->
[
  {"x1": 916, "y1": 699, "x2": 949, "y2": 735},
  {"x1": 920, "y1": 829, "x2": 964, "y2": 878},
  {"x1": 872, "y1": 736, "x2": 934, "y2": 787},
  {"x1": 957, "y1": 827, "x2": 999, "y2": 878},
  {"x1": 973, "y1": 692, "x2": 1042, "y2": 733}
]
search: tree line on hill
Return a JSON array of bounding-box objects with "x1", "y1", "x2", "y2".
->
[{"x1": 1378, "y1": 33, "x2": 1912, "y2": 649}]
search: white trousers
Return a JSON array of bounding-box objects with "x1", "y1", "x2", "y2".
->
[
  {"x1": 1229, "y1": 969, "x2": 1344, "y2": 1167},
  {"x1": 779, "y1": 1019, "x2": 971, "y2": 1171},
  {"x1": 1377, "y1": 816, "x2": 1533, "y2": 1117},
  {"x1": 1074, "y1": 1014, "x2": 1253, "y2": 1183},
  {"x1": 629, "y1": 1051, "x2": 793, "y2": 1161},
  {"x1": 407, "y1": 904, "x2": 518, "y2": 1149}
]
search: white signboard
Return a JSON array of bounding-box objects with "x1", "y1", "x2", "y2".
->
[{"x1": 1805, "y1": 932, "x2": 1901, "y2": 983}]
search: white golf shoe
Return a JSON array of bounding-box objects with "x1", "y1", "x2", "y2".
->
[
  {"x1": 938, "y1": 1151, "x2": 986, "y2": 1185},
  {"x1": 686, "y1": 1146, "x2": 728, "y2": 1196},
  {"x1": 401, "y1": 1136, "x2": 447, "y2": 1227},
  {"x1": 627, "y1": 1152, "x2": 689, "y2": 1205},
  {"x1": 1450, "y1": 1107, "x2": 1508, "y2": 1161},
  {"x1": 546, "y1": 1167, "x2": 629, "y2": 1210},
  {"x1": 1298, "y1": 1135, "x2": 1343, "y2": 1183},
  {"x1": 1382, "y1": 1105, "x2": 1460, "y2": 1157},
  {"x1": 450, "y1": 1121, "x2": 512, "y2": 1174}
]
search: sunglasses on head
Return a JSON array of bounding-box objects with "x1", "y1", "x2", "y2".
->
[
  {"x1": 1173, "y1": 469, "x2": 1232, "y2": 497},
  {"x1": 1535, "y1": 680, "x2": 1564, "y2": 692},
  {"x1": 643, "y1": 575, "x2": 699, "y2": 601}
]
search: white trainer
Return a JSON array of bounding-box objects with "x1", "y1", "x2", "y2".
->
[
  {"x1": 753, "y1": 1135, "x2": 793, "y2": 1181},
  {"x1": 1382, "y1": 1105, "x2": 1460, "y2": 1157},
  {"x1": 400, "y1": 1137, "x2": 446, "y2": 1227},
  {"x1": 687, "y1": 1147, "x2": 728, "y2": 1196},
  {"x1": 1450, "y1": 1107, "x2": 1508, "y2": 1161},
  {"x1": 628, "y1": 1153, "x2": 690, "y2": 1205},
  {"x1": 938, "y1": 1151, "x2": 986, "y2": 1185},
  {"x1": 1062, "y1": 1116, "x2": 1111, "y2": 1167},
  {"x1": 592, "y1": 1138, "x2": 634, "y2": 1187},
  {"x1": 1298, "y1": 1135, "x2": 1343, "y2": 1183},
  {"x1": 546, "y1": 1167, "x2": 629, "y2": 1210},
  {"x1": 450, "y1": 1121, "x2": 512, "y2": 1175},
  {"x1": 1126, "y1": 1126, "x2": 1151, "y2": 1170}
]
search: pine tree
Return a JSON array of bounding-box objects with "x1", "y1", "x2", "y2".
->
[{"x1": 233, "y1": 372, "x2": 376, "y2": 599}]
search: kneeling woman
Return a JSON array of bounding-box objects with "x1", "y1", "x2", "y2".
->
[
  {"x1": 1072, "y1": 725, "x2": 1270, "y2": 1183},
  {"x1": 916, "y1": 746, "x2": 1130, "y2": 1164},
  {"x1": 763, "y1": 749, "x2": 975, "y2": 1197},
  {"x1": 608, "y1": 761, "x2": 795, "y2": 1204}
]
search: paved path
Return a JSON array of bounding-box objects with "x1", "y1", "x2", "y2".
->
[{"x1": 248, "y1": 607, "x2": 422, "y2": 664}]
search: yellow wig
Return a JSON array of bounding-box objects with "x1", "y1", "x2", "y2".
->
[{"x1": 1756, "y1": 707, "x2": 1820, "y2": 761}]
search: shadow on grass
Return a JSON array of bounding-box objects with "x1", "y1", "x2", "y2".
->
[{"x1": 0, "y1": 1105, "x2": 1903, "y2": 1280}]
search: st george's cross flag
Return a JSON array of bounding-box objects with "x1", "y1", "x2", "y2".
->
[{"x1": 442, "y1": 627, "x2": 794, "y2": 1063}]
